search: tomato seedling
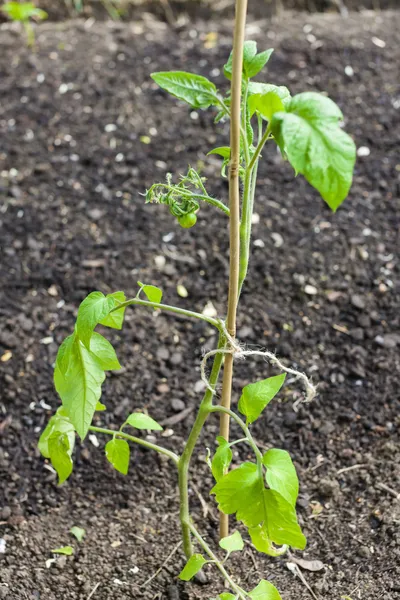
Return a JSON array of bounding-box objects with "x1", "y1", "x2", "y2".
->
[{"x1": 39, "y1": 0, "x2": 355, "y2": 597}]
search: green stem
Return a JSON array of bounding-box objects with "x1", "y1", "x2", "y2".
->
[
  {"x1": 88, "y1": 426, "x2": 180, "y2": 465},
  {"x1": 248, "y1": 123, "x2": 272, "y2": 173},
  {"x1": 188, "y1": 523, "x2": 247, "y2": 600},
  {"x1": 178, "y1": 332, "x2": 225, "y2": 558},
  {"x1": 209, "y1": 406, "x2": 263, "y2": 463},
  {"x1": 192, "y1": 194, "x2": 230, "y2": 215},
  {"x1": 112, "y1": 298, "x2": 221, "y2": 330}
]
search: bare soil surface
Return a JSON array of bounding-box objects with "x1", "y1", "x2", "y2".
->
[{"x1": 0, "y1": 8, "x2": 399, "y2": 600}]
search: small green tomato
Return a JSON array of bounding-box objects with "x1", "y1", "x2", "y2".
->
[{"x1": 178, "y1": 213, "x2": 197, "y2": 229}]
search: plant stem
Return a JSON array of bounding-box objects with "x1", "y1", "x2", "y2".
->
[
  {"x1": 88, "y1": 426, "x2": 180, "y2": 465},
  {"x1": 112, "y1": 298, "x2": 221, "y2": 330},
  {"x1": 178, "y1": 332, "x2": 225, "y2": 558},
  {"x1": 188, "y1": 523, "x2": 247, "y2": 600},
  {"x1": 209, "y1": 406, "x2": 263, "y2": 463},
  {"x1": 219, "y1": 0, "x2": 248, "y2": 540},
  {"x1": 248, "y1": 123, "x2": 272, "y2": 172}
]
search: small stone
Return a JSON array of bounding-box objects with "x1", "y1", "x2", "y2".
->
[
  {"x1": 318, "y1": 478, "x2": 340, "y2": 499},
  {"x1": 375, "y1": 334, "x2": 400, "y2": 349},
  {"x1": 169, "y1": 353, "x2": 182, "y2": 366},
  {"x1": 156, "y1": 347, "x2": 170, "y2": 361},
  {"x1": 357, "y1": 146, "x2": 370, "y2": 157},
  {"x1": 1, "y1": 507, "x2": 11, "y2": 520},
  {"x1": 87, "y1": 208, "x2": 104, "y2": 221},
  {"x1": 167, "y1": 585, "x2": 180, "y2": 600},
  {"x1": 304, "y1": 284, "x2": 318, "y2": 295},
  {"x1": 171, "y1": 399, "x2": 185, "y2": 412},
  {"x1": 351, "y1": 294, "x2": 366, "y2": 310},
  {"x1": 271, "y1": 232, "x2": 284, "y2": 248},
  {"x1": 357, "y1": 546, "x2": 370, "y2": 559},
  {"x1": 194, "y1": 380, "x2": 206, "y2": 394}
]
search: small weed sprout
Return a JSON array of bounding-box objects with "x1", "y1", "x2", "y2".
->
[
  {"x1": 38, "y1": 0, "x2": 356, "y2": 597},
  {"x1": 1, "y1": 2, "x2": 47, "y2": 46}
]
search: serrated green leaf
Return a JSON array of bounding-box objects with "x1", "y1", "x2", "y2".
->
[
  {"x1": 263, "y1": 449, "x2": 299, "y2": 506},
  {"x1": 76, "y1": 291, "x2": 115, "y2": 349},
  {"x1": 178, "y1": 554, "x2": 207, "y2": 581},
  {"x1": 125, "y1": 413, "x2": 163, "y2": 431},
  {"x1": 207, "y1": 146, "x2": 231, "y2": 159},
  {"x1": 99, "y1": 291, "x2": 126, "y2": 330},
  {"x1": 51, "y1": 545, "x2": 74, "y2": 556},
  {"x1": 219, "y1": 530, "x2": 244, "y2": 553},
  {"x1": 90, "y1": 332, "x2": 121, "y2": 371},
  {"x1": 137, "y1": 281, "x2": 163, "y2": 304},
  {"x1": 70, "y1": 526, "x2": 85, "y2": 542},
  {"x1": 238, "y1": 374, "x2": 286, "y2": 424},
  {"x1": 211, "y1": 462, "x2": 305, "y2": 550},
  {"x1": 245, "y1": 48, "x2": 274, "y2": 78},
  {"x1": 105, "y1": 438, "x2": 130, "y2": 475},
  {"x1": 48, "y1": 432, "x2": 73, "y2": 485},
  {"x1": 151, "y1": 71, "x2": 219, "y2": 110},
  {"x1": 211, "y1": 437, "x2": 232, "y2": 482},
  {"x1": 249, "y1": 580, "x2": 282, "y2": 600},
  {"x1": 271, "y1": 92, "x2": 356, "y2": 210},
  {"x1": 248, "y1": 82, "x2": 291, "y2": 107},
  {"x1": 54, "y1": 338, "x2": 105, "y2": 439},
  {"x1": 224, "y1": 41, "x2": 272, "y2": 80},
  {"x1": 248, "y1": 92, "x2": 285, "y2": 121},
  {"x1": 249, "y1": 524, "x2": 288, "y2": 557}
]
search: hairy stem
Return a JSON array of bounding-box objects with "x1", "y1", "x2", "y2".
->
[
  {"x1": 188, "y1": 523, "x2": 247, "y2": 599},
  {"x1": 88, "y1": 426, "x2": 180, "y2": 465},
  {"x1": 178, "y1": 332, "x2": 225, "y2": 558},
  {"x1": 248, "y1": 123, "x2": 272, "y2": 172},
  {"x1": 112, "y1": 298, "x2": 221, "y2": 330},
  {"x1": 219, "y1": 0, "x2": 248, "y2": 540}
]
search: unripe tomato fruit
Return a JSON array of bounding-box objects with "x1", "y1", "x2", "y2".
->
[{"x1": 178, "y1": 213, "x2": 197, "y2": 228}]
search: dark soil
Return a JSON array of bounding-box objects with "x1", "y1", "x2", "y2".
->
[{"x1": 1, "y1": 8, "x2": 399, "y2": 600}]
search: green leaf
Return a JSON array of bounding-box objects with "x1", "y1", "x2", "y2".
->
[
  {"x1": 249, "y1": 580, "x2": 282, "y2": 600},
  {"x1": 263, "y1": 449, "x2": 299, "y2": 506},
  {"x1": 55, "y1": 334, "x2": 75, "y2": 376},
  {"x1": 90, "y1": 332, "x2": 121, "y2": 371},
  {"x1": 125, "y1": 413, "x2": 163, "y2": 431},
  {"x1": 151, "y1": 71, "x2": 219, "y2": 110},
  {"x1": 219, "y1": 530, "x2": 244, "y2": 553},
  {"x1": 207, "y1": 147, "x2": 231, "y2": 159},
  {"x1": 48, "y1": 432, "x2": 74, "y2": 485},
  {"x1": 271, "y1": 92, "x2": 356, "y2": 210},
  {"x1": 99, "y1": 291, "x2": 127, "y2": 330},
  {"x1": 263, "y1": 489, "x2": 306, "y2": 549},
  {"x1": 51, "y1": 546, "x2": 74, "y2": 556},
  {"x1": 245, "y1": 49, "x2": 274, "y2": 79},
  {"x1": 248, "y1": 82, "x2": 291, "y2": 107},
  {"x1": 211, "y1": 462, "x2": 306, "y2": 550},
  {"x1": 38, "y1": 409, "x2": 75, "y2": 459},
  {"x1": 211, "y1": 462, "x2": 265, "y2": 528},
  {"x1": 249, "y1": 524, "x2": 288, "y2": 557},
  {"x1": 248, "y1": 92, "x2": 285, "y2": 121},
  {"x1": 216, "y1": 595, "x2": 236, "y2": 600},
  {"x1": 105, "y1": 438, "x2": 130, "y2": 475},
  {"x1": 54, "y1": 338, "x2": 105, "y2": 439},
  {"x1": 178, "y1": 554, "x2": 207, "y2": 581},
  {"x1": 211, "y1": 436, "x2": 232, "y2": 482},
  {"x1": 137, "y1": 281, "x2": 163, "y2": 304},
  {"x1": 238, "y1": 374, "x2": 286, "y2": 424},
  {"x1": 76, "y1": 291, "x2": 115, "y2": 349},
  {"x1": 2, "y1": 2, "x2": 47, "y2": 21},
  {"x1": 70, "y1": 526, "x2": 86, "y2": 542},
  {"x1": 224, "y1": 41, "x2": 273, "y2": 80},
  {"x1": 96, "y1": 401, "x2": 107, "y2": 411}
]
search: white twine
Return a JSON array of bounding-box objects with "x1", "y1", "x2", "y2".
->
[{"x1": 201, "y1": 320, "x2": 317, "y2": 409}]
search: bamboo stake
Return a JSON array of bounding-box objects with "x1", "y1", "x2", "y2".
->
[{"x1": 219, "y1": 0, "x2": 248, "y2": 540}]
